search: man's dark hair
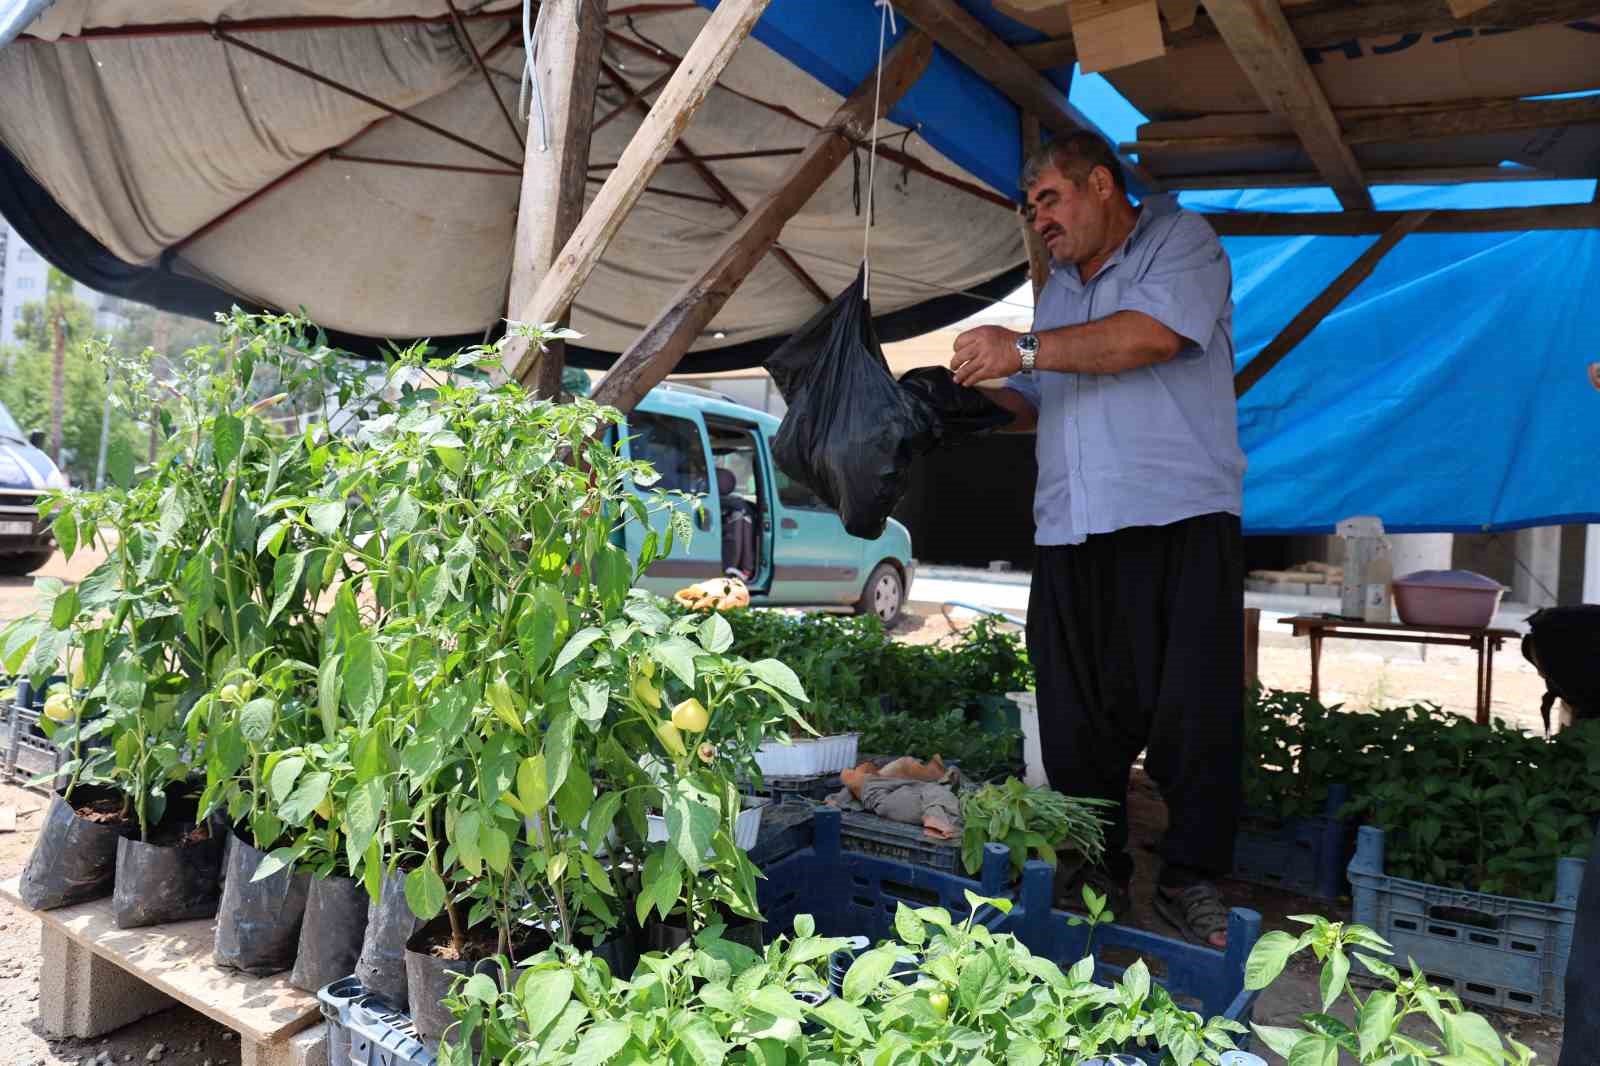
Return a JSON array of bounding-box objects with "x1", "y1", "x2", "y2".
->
[{"x1": 1020, "y1": 130, "x2": 1127, "y2": 196}]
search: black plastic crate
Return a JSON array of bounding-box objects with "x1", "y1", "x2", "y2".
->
[
  {"x1": 1231, "y1": 784, "x2": 1351, "y2": 900},
  {"x1": 837, "y1": 810, "x2": 961, "y2": 873}
]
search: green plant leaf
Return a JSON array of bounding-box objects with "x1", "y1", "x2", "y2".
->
[
  {"x1": 960, "y1": 949, "x2": 1005, "y2": 1014},
  {"x1": 461, "y1": 973, "x2": 498, "y2": 1005},
  {"x1": 1245, "y1": 929, "x2": 1300, "y2": 991},
  {"x1": 268, "y1": 551, "x2": 307, "y2": 624},
  {"x1": 239, "y1": 698, "x2": 275, "y2": 743},
  {"x1": 279, "y1": 771, "x2": 331, "y2": 824},
  {"x1": 213, "y1": 413, "x2": 244, "y2": 468},
  {"x1": 893, "y1": 903, "x2": 925, "y2": 948},
  {"x1": 249, "y1": 846, "x2": 302, "y2": 883},
  {"x1": 552, "y1": 627, "x2": 603, "y2": 675},
  {"x1": 268, "y1": 755, "x2": 307, "y2": 803},
  {"x1": 345, "y1": 779, "x2": 383, "y2": 856},
  {"x1": 49, "y1": 586, "x2": 79, "y2": 631},
  {"x1": 747, "y1": 986, "x2": 806, "y2": 1021},
  {"x1": 544, "y1": 712, "x2": 577, "y2": 798},
  {"x1": 106, "y1": 437, "x2": 136, "y2": 488},
  {"x1": 1358, "y1": 990, "x2": 1397, "y2": 1058},
  {"x1": 570, "y1": 1019, "x2": 630, "y2": 1066},
  {"x1": 480, "y1": 825, "x2": 510, "y2": 874},
  {"x1": 555, "y1": 759, "x2": 593, "y2": 831},
  {"x1": 520, "y1": 969, "x2": 574, "y2": 1038},
  {"x1": 697, "y1": 613, "x2": 733, "y2": 655},
  {"x1": 1319, "y1": 947, "x2": 1351, "y2": 1011},
  {"x1": 317, "y1": 653, "x2": 343, "y2": 741},
  {"x1": 404, "y1": 864, "x2": 446, "y2": 920},
  {"x1": 52, "y1": 511, "x2": 77, "y2": 559},
  {"x1": 308, "y1": 500, "x2": 345, "y2": 536},
  {"x1": 651, "y1": 637, "x2": 702, "y2": 689},
  {"x1": 676, "y1": 1016, "x2": 728, "y2": 1066},
  {"x1": 343, "y1": 633, "x2": 384, "y2": 726},
  {"x1": 748, "y1": 659, "x2": 807, "y2": 702},
  {"x1": 810, "y1": 996, "x2": 870, "y2": 1039},
  {"x1": 1006, "y1": 1039, "x2": 1046, "y2": 1066},
  {"x1": 665, "y1": 780, "x2": 717, "y2": 874},
  {"x1": 455, "y1": 809, "x2": 483, "y2": 876},
  {"x1": 573, "y1": 680, "x2": 608, "y2": 726},
  {"x1": 1286, "y1": 1035, "x2": 1339, "y2": 1066},
  {"x1": 842, "y1": 944, "x2": 897, "y2": 1005}
]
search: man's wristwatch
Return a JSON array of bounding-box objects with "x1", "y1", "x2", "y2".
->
[{"x1": 1015, "y1": 332, "x2": 1040, "y2": 374}]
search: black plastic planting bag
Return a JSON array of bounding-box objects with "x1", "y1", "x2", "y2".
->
[
  {"x1": 112, "y1": 823, "x2": 226, "y2": 929},
  {"x1": 213, "y1": 829, "x2": 311, "y2": 976},
  {"x1": 291, "y1": 873, "x2": 370, "y2": 992},
  {"x1": 897, "y1": 366, "x2": 1013, "y2": 440},
  {"x1": 766, "y1": 266, "x2": 939, "y2": 538},
  {"x1": 356, "y1": 869, "x2": 424, "y2": 1009},
  {"x1": 20, "y1": 785, "x2": 136, "y2": 911}
]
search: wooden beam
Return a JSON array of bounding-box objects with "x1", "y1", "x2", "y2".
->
[
  {"x1": 596, "y1": 59, "x2": 829, "y2": 305},
  {"x1": 1203, "y1": 0, "x2": 1372, "y2": 211},
  {"x1": 1127, "y1": 94, "x2": 1600, "y2": 158},
  {"x1": 1235, "y1": 210, "x2": 1431, "y2": 397},
  {"x1": 1019, "y1": 113, "x2": 1050, "y2": 301},
  {"x1": 503, "y1": 0, "x2": 773, "y2": 384},
  {"x1": 1016, "y1": 0, "x2": 1600, "y2": 71},
  {"x1": 500, "y1": 0, "x2": 608, "y2": 396},
  {"x1": 1160, "y1": 165, "x2": 1558, "y2": 191},
  {"x1": 590, "y1": 31, "x2": 934, "y2": 415},
  {"x1": 1207, "y1": 202, "x2": 1600, "y2": 237},
  {"x1": 889, "y1": 0, "x2": 1162, "y2": 192}
]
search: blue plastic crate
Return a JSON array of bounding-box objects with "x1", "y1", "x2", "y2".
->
[
  {"x1": 319, "y1": 976, "x2": 434, "y2": 1066},
  {"x1": 761, "y1": 808, "x2": 1262, "y2": 1029},
  {"x1": 1348, "y1": 826, "x2": 1584, "y2": 1017},
  {"x1": 1231, "y1": 784, "x2": 1352, "y2": 900},
  {"x1": 747, "y1": 800, "x2": 815, "y2": 866}
]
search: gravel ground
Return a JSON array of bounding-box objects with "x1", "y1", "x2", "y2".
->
[{"x1": 0, "y1": 555, "x2": 1570, "y2": 1062}]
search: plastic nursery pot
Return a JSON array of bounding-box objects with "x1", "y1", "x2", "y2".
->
[
  {"x1": 290, "y1": 872, "x2": 371, "y2": 993},
  {"x1": 590, "y1": 924, "x2": 640, "y2": 981},
  {"x1": 20, "y1": 784, "x2": 138, "y2": 911},
  {"x1": 213, "y1": 826, "x2": 312, "y2": 976},
  {"x1": 355, "y1": 868, "x2": 424, "y2": 1010},
  {"x1": 644, "y1": 912, "x2": 764, "y2": 954},
  {"x1": 111, "y1": 798, "x2": 226, "y2": 929}
]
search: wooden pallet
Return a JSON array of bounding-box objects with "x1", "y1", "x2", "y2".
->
[{"x1": 0, "y1": 877, "x2": 325, "y2": 1066}]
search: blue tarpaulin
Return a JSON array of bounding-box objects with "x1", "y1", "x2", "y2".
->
[{"x1": 710, "y1": 0, "x2": 1600, "y2": 535}]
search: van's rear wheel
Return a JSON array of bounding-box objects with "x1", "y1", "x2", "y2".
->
[
  {"x1": 0, "y1": 550, "x2": 52, "y2": 577},
  {"x1": 856, "y1": 562, "x2": 904, "y2": 627}
]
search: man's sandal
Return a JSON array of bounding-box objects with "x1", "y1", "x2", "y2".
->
[{"x1": 1153, "y1": 882, "x2": 1229, "y2": 949}]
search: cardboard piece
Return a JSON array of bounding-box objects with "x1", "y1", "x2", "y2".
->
[
  {"x1": 994, "y1": 0, "x2": 1075, "y2": 37},
  {"x1": 1446, "y1": 0, "x2": 1499, "y2": 16},
  {"x1": 1068, "y1": 0, "x2": 1166, "y2": 74},
  {"x1": 1156, "y1": 0, "x2": 1198, "y2": 31},
  {"x1": 1337, "y1": 516, "x2": 1394, "y2": 623}
]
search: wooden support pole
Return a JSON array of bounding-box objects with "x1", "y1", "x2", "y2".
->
[
  {"x1": 1204, "y1": 0, "x2": 1372, "y2": 211},
  {"x1": 1159, "y1": 165, "x2": 1556, "y2": 192},
  {"x1": 500, "y1": 0, "x2": 608, "y2": 397},
  {"x1": 1208, "y1": 202, "x2": 1600, "y2": 237},
  {"x1": 1234, "y1": 210, "x2": 1431, "y2": 397},
  {"x1": 1019, "y1": 113, "x2": 1050, "y2": 302},
  {"x1": 502, "y1": 0, "x2": 773, "y2": 384},
  {"x1": 889, "y1": 0, "x2": 1161, "y2": 192},
  {"x1": 590, "y1": 31, "x2": 935, "y2": 415}
]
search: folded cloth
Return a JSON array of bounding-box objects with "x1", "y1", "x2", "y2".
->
[{"x1": 826, "y1": 773, "x2": 963, "y2": 840}]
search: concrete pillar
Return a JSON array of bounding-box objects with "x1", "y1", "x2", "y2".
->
[
  {"x1": 1585, "y1": 525, "x2": 1600, "y2": 604},
  {"x1": 1513, "y1": 526, "x2": 1562, "y2": 607},
  {"x1": 1387, "y1": 533, "x2": 1454, "y2": 579},
  {"x1": 38, "y1": 925, "x2": 175, "y2": 1038}
]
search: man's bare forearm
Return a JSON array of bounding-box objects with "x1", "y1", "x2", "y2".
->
[
  {"x1": 1035, "y1": 311, "x2": 1182, "y2": 375},
  {"x1": 980, "y1": 386, "x2": 1038, "y2": 433}
]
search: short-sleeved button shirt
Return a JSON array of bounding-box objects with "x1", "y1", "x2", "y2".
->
[{"x1": 1005, "y1": 195, "x2": 1245, "y2": 546}]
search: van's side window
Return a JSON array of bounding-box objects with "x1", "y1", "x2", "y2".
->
[
  {"x1": 630, "y1": 413, "x2": 709, "y2": 495},
  {"x1": 768, "y1": 439, "x2": 827, "y2": 511}
]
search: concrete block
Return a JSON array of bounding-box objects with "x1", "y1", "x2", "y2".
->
[
  {"x1": 38, "y1": 924, "x2": 175, "y2": 1038},
  {"x1": 241, "y1": 1023, "x2": 329, "y2": 1066}
]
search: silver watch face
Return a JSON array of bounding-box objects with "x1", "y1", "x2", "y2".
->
[{"x1": 1016, "y1": 333, "x2": 1040, "y2": 355}]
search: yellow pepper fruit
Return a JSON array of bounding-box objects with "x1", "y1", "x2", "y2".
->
[
  {"x1": 655, "y1": 721, "x2": 688, "y2": 759},
  {"x1": 43, "y1": 692, "x2": 75, "y2": 722},
  {"x1": 670, "y1": 698, "x2": 710, "y2": 734},
  {"x1": 632, "y1": 676, "x2": 661, "y2": 710}
]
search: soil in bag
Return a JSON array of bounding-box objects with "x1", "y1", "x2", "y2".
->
[
  {"x1": 112, "y1": 800, "x2": 226, "y2": 929},
  {"x1": 355, "y1": 868, "x2": 423, "y2": 1010},
  {"x1": 20, "y1": 784, "x2": 137, "y2": 911},
  {"x1": 213, "y1": 827, "x2": 311, "y2": 977},
  {"x1": 405, "y1": 918, "x2": 554, "y2": 1046},
  {"x1": 290, "y1": 873, "x2": 370, "y2": 992}
]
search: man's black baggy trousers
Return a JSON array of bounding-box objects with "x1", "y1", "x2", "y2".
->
[{"x1": 1027, "y1": 511, "x2": 1245, "y2": 880}]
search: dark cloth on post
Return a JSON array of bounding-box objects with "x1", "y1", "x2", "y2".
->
[
  {"x1": 1026, "y1": 512, "x2": 1244, "y2": 880},
  {"x1": 1559, "y1": 817, "x2": 1600, "y2": 1066}
]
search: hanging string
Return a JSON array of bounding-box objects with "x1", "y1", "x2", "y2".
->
[
  {"x1": 519, "y1": 0, "x2": 552, "y2": 151},
  {"x1": 861, "y1": 0, "x2": 897, "y2": 300}
]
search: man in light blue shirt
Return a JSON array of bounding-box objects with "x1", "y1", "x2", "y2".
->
[{"x1": 953, "y1": 131, "x2": 1245, "y2": 949}]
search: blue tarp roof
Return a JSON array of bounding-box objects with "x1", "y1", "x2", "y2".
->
[{"x1": 720, "y1": 0, "x2": 1600, "y2": 536}]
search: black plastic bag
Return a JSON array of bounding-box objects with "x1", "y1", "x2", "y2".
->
[
  {"x1": 291, "y1": 873, "x2": 370, "y2": 992},
  {"x1": 111, "y1": 815, "x2": 225, "y2": 929},
  {"x1": 897, "y1": 366, "x2": 1013, "y2": 441},
  {"x1": 766, "y1": 266, "x2": 939, "y2": 538},
  {"x1": 20, "y1": 785, "x2": 137, "y2": 911},
  {"x1": 213, "y1": 828, "x2": 311, "y2": 976},
  {"x1": 356, "y1": 869, "x2": 423, "y2": 1009}
]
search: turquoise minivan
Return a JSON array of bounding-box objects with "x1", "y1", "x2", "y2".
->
[{"x1": 616, "y1": 383, "x2": 915, "y2": 625}]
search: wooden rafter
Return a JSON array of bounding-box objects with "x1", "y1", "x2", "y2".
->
[
  {"x1": 590, "y1": 31, "x2": 935, "y2": 415},
  {"x1": 596, "y1": 59, "x2": 829, "y2": 305},
  {"x1": 1234, "y1": 210, "x2": 1432, "y2": 397},
  {"x1": 1207, "y1": 202, "x2": 1600, "y2": 237},
  {"x1": 889, "y1": 0, "x2": 1162, "y2": 192},
  {"x1": 503, "y1": 0, "x2": 773, "y2": 384},
  {"x1": 1015, "y1": 0, "x2": 1600, "y2": 71},
  {"x1": 1160, "y1": 165, "x2": 1558, "y2": 191},
  {"x1": 1203, "y1": 1, "x2": 1372, "y2": 211},
  {"x1": 1019, "y1": 113, "x2": 1051, "y2": 301}
]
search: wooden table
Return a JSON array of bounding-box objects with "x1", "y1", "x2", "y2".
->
[
  {"x1": 1278, "y1": 615, "x2": 1521, "y2": 725},
  {"x1": 0, "y1": 877, "x2": 323, "y2": 1065}
]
